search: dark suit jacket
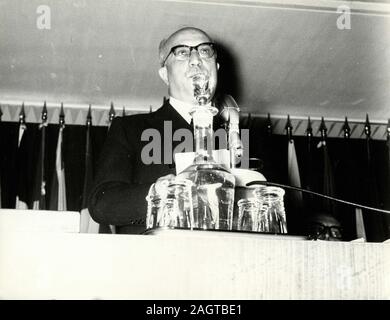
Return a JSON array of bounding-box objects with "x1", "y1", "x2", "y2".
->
[{"x1": 88, "y1": 101, "x2": 224, "y2": 234}]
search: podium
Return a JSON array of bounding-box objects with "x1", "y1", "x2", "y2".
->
[
  {"x1": 0, "y1": 209, "x2": 80, "y2": 233},
  {"x1": 0, "y1": 220, "x2": 389, "y2": 299}
]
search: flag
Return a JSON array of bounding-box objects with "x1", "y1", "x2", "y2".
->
[
  {"x1": 49, "y1": 126, "x2": 67, "y2": 210},
  {"x1": 384, "y1": 131, "x2": 390, "y2": 238},
  {"x1": 15, "y1": 122, "x2": 40, "y2": 210},
  {"x1": 286, "y1": 137, "x2": 304, "y2": 234},
  {"x1": 32, "y1": 104, "x2": 48, "y2": 210},
  {"x1": 14, "y1": 103, "x2": 32, "y2": 209},
  {"x1": 32, "y1": 123, "x2": 47, "y2": 210},
  {"x1": 287, "y1": 139, "x2": 303, "y2": 203},
  {"x1": 79, "y1": 108, "x2": 99, "y2": 233},
  {"x1": 316, "y1": 118, "x2": 336, "y2": 215},
  {"x1": 355, "y1": 208, "x2": 367, "y2": 240},
  {"x1": 318, "y1": 140, "x2": 336, "y2": 217},
  {"x1": 339, "y1": 138, "x2": 366, "y2": 240},
  {"x1": 302, "y1": 119, "x2": 316, "y2": 214},
  {"x1": 0, "y1": 106, "x2": 2, "y2": 208},
  {"x1": 15, "y1": 121, "x2": 28, "y2": 209},
  {"x1": 96, "y1": 106, "x2": 116, "y2": 234},
  {"x1": 361, "y1": 135, "x2": 386, "y2": 241},
  {"x1": 334, "y1": 117, "x2": 361, "y2": 240}
]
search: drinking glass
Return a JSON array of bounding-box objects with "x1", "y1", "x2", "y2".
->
[
  {"x1": 159, "y1": 178, "x2": 194, "y2": 229},
  {"x1": 237, "y1": 198, "x2": 261, "y2": 232},
  {"x1": 255, "y1": 186, "x2": 287, "y2": 234},
  {"x1": 145, "y1": 183, "x2": 161, "y2": 229}
]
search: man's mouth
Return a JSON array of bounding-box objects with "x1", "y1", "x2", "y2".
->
[
  {"x1": 186, "y1": 68, "x2": 208, "y2": 79},
  {"x1": 190, "y1": 73, "x2": 202, "y2": 78},
  {"x1": 192, "y1": 74, "x2": 209, "y2": 88},
  {"x1": 188, "y1": 73, "x2": 204, "y2": 80}
]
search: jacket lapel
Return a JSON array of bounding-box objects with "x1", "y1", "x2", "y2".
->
[
  {"x1": 152, "y1": 101, "x2": 193, "y2": 133},
  {"x1": 147, "y1": 101, "x2": 226, "y2": 161}
]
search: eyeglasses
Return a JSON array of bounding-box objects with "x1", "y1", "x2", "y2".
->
[
  {"x1": 308, "y1": 222, "x2": 343, "y2": 240},
  {"x1": 162, "y1": 42, "x2": 216, "y2": 66}
]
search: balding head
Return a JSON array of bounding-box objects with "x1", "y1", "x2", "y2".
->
[
  {"x1": 157, "y1": 26, "x2": 219, "y2": 104},
  {"x1": 159, "y1": 27, "x2": 214, "y2": 67},
  {"x1": 309, "y1": 212, "x2": 341, "y2": 227}
]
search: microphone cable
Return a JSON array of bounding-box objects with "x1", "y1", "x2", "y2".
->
[{"x1": 246, "y1": 180, "x2": 390, "y2": 215}]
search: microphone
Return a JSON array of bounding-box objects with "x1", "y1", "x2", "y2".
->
[
  {"x1": 218, "y1": 95, "x2": 243, "y2": 167},
  {"x1": 192, "y1": 74, "x2": 211, "y2": 105}
]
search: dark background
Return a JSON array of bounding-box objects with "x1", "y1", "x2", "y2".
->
[{"x1": 1, "y1": 118, "x2": 389, "y2": 242}]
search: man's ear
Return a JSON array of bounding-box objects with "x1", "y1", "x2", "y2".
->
[{"x1": 158, "y1": 67, "x2": 169, "y2": 85}]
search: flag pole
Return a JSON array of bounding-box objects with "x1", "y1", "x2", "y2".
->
[
  {"x1": 80, "y1": 104, "x2": 99, "y2": 233},
  {"x1": 32, "y1": 102, "x2": 48, "y2": 210},
  {"x1": 108, "y1": 102, "x2": 115, "y2": 128},
  {"x1": 285, "y1": 114, "x2": 303, "y2": 234}
]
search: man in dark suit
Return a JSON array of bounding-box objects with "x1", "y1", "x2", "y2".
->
[{"x1": 88, "y1": 27, "x2": 222, "y2": 234}]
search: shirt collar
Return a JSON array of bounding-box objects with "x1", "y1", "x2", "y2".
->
[{"x1": 169, "y1": 96, "x2": 212, "y2": 125}]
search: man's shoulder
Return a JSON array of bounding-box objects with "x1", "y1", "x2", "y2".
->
[
  {"x1": 121, "y1": 104, "x2": 166, "y2": 122},
  {"x1": 111, "y1": 105, "x2": 167, "y2": 134},
  {"x1": 117, "y1": 111, "x2": 155, "y2": 127},
  {"x1": 121, "y1": 112, "x2": 153, "y2": 122}
]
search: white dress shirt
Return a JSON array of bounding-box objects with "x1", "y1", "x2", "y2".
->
[{"x1": 169, "y1": 96, "x2": 212, "y2": 125}]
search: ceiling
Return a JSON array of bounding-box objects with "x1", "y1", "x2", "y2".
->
[{"x1": 0, "y1": 0, "x2": 389, "y2": 126}]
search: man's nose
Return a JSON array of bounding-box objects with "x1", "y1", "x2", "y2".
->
[{"x1": 189, "y1": 49, "x2": 202, "y2": 66}]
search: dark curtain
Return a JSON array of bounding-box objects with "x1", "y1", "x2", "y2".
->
[
  {"x1": 0, "y1": 122, "x2": 19, "y2": 208},
  {"x1": 63, "y1": 124, "x2": 107, "y2": 212},
  {"x1": 0, "y1": 121, "x2": 107, "y2": 212},
  {"x1": 243, "y1": 117, "x2": 390, "y2": 242},
  {"x1": 384, "y1": 136, "x2": 390, "y2": 238},
  {"x1": 17, "y1": 123, "x2": 40, "y2": 209},
  {"x1": 0, "y1": 118, "x2": 389, "y2": 242}
]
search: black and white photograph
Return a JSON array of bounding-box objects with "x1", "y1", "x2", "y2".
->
[{"x1": 0, "y1": 0, "x2": 389, "y2": 304}]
